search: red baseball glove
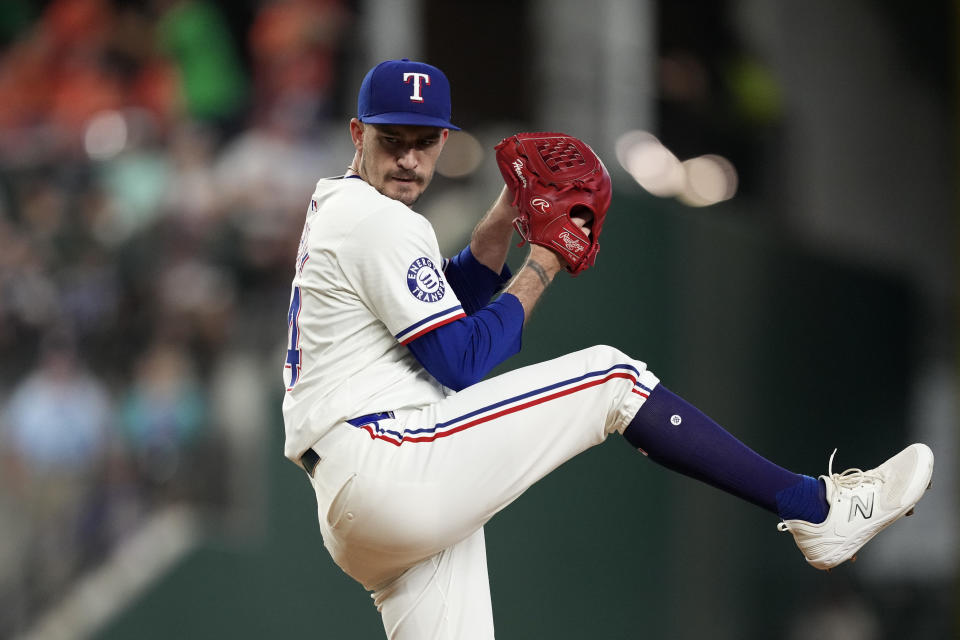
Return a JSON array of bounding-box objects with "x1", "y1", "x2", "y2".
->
[{"x1": 494, "y1": 132, "x2": 612, "y2": 275}]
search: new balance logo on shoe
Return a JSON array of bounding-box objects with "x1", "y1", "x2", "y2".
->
[
  {"x1": 848, "y1": 493, "x2": 874, "y2": 521},
  {"x1": 777, "y1": 443, "x2": 934, "y2": 570}
]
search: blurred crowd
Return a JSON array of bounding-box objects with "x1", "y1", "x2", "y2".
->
[{"x1": 0, "y1": 0, "x2": 353, "y2": 633}]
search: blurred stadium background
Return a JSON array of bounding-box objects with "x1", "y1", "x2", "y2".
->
[{"x1": 0, "y1": 1, "x2": 955, "y2": 638}]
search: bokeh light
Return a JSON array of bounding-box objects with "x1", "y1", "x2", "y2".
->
[
  {"x1": 436, "y1": 130, "x2": 485, "y2": 179},
  {"x1": 616, "y1": 130, "x2": 738, "y2": 206},
  {"x1": 83, "y1": 110, "x2": 128, "y2": 160},
  {"x1": 678, "y1": 154, "x2": 738, "y2": 207}
]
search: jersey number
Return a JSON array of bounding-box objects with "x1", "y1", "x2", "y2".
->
[{"x1": 285, "y1": 286, "x2": 302, "y2": 389}]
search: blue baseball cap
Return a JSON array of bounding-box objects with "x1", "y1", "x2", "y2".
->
[{"x1": 357, "y1": 58, "x2": 460, "y2": 130}]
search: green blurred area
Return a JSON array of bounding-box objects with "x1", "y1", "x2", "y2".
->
[{"x1": 95, "y1": 189, "x2": 918, "y2": 640}]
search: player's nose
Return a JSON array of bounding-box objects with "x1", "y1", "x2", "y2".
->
[{"x1": 396, "y1": 147, "x2": 418, "y2": 169}]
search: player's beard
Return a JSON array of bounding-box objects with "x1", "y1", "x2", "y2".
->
[
  {"x1": 385, "y1": 170, "x2": 428, "y2": 206},
  {"x1": 366, "y1": 166, "x2": 428, "y2": 206},
  {"x1": 356, "y1": 148, "x2": 433, "y2": 206}
]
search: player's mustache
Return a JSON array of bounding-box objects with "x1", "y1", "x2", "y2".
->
[{"x1": 390, "y1": 171, "x2": 422, "y2": 183}]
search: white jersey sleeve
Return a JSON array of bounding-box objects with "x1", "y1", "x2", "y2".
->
[{"x1": 338, "y1": 201, "x2": 465, "y2": 344}]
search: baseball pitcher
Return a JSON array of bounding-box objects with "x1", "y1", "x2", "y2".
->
[{"x1": 281, "y1": 58, "x2": 933, "y2": 639}]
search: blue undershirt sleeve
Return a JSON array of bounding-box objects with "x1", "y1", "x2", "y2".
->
[
  {"x1": 406, "y1": 293, "x2": 524, "y2": 391},
  {"x1": 442, "y1": 246, "x2": 512, "y2": 315}
]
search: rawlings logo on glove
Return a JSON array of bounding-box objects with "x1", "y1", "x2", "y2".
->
[
  {"x1": 494, "y1": 132, "x2": 612, "y2": 275},
  {"x1": 558, "y1": 230, "x2": 587, "y2": 253},
  {"x1": 530, "y1": 197, "x2": 550, "y2": 214}
]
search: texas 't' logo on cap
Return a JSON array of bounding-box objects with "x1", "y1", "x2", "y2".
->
[
  {"x1": 357, "y1": 58, "x2": 460, "y2": 130},
  {"x1": 403, "y1": 72, "x2": 430, "y2": 103}
]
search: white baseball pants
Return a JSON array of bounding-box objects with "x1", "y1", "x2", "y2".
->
[{"x1": 308, "y1": 345, "x2": 658, "y2": 639}]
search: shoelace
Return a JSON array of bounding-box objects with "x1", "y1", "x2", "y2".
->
[
  {"x1": 777, "y1": 449, "x2": 882, "y2": 531},
  {"x1": 827, "y1": 448, "x2": 883, "y2": 491}
]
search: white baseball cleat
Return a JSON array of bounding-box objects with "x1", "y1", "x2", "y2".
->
[{"x1": 777, "y1": 443, "x2": 934, "y2": 570}]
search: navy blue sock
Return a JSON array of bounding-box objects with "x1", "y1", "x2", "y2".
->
[
  {"x1": 774, "y1": 476, "x2": 828, "y2": 523},
  {"x1": 624, "y1": 384, "x2": 828, "y2": 522}
]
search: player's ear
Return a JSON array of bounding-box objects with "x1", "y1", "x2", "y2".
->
[{"x1": 349, "y1": 118, "x2": 365, "y2": 152}]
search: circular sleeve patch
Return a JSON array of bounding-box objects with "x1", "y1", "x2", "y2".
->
[{"x1": 406, "y1": 257, "x2": 445, "y2": 302}]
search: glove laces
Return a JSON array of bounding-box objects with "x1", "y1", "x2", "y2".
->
[{"x1": 555, "y1": 180, "x2": 581, "y2": 193}]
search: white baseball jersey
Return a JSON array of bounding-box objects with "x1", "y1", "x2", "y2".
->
[
  {"x1": 282, "y1": 175, "x2": 466, "y2": 461},
  {"x1": 285, "y1": 173, "x2": 661, "y2": 639}
]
